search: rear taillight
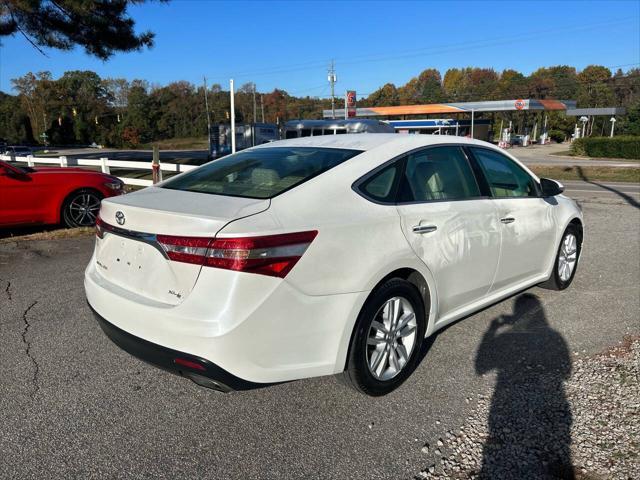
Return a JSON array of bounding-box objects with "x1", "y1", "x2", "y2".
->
[
  {"x1": 157, "y1": 231, "x2": 317, "y2": 278},
  {"x1": 95, "y1": 217, "x2": 105, "y2": 239},
  {"x1": 156, "y1": 234, "x2": 211, "y2": 265}
]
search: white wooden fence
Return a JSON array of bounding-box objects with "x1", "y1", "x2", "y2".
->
[{"x1": 0, "y1": 154, "x2": 198, "y2": 187}]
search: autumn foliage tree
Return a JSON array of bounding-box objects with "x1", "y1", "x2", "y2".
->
[{"x1": 1, "y1": 64, "x2": 638, "y2": 146}]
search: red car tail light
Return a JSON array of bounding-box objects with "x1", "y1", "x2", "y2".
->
[
  {"x1": 156, "y1": 234, "x2": 211, "y2": 265},
  {"x1": 205, "y1": 231, "x2": 318, "y2": 278},
  {"x1": 157, "y1": 231, "x2": 318, "y2": 278},
  {"x1": 95, "y1": 217, "x2": 105, "y2": 239}
]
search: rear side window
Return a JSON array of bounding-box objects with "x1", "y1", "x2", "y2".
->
[
  {"x1": 162, "y1": 147, "x2": 362, "y2": 199},
  {"x1": 359, "y1": 162, "x2": 400, "y2": 203},
  {"x1": 399, "y1": 146, "x2": 481, "y2": 202},
  {"x1": 471, "y1": 148, "x2": 537, "y2": 198}
]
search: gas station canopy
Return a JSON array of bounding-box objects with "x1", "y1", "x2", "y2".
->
[
  {"x1": 323, "y1": 99, "x2": 577, "y2": 118},
  {"x1": 565, "y1": 107, "x2": 626, "y2": 116}
]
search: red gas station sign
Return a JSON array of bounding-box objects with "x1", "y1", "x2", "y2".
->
[{"x1": 346, "y1": 90, "x2": 357, "y2": 118}]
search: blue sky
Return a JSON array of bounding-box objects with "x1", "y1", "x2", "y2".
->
[{"x1": 1, "y1": 0, "x2": 639, "y2": 97}]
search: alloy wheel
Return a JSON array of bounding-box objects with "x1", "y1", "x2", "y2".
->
[
  {"x1": 68, "y1": 193, "x2": 101, "y2": 226},
  {"x1": 558, "y1": 233, "x2": 578, "y2": 282},
  {"x1": 366, "y1": 296, "x2": 418, "y2": 381}
]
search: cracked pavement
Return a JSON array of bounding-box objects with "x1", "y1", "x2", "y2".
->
[{"x1": 0, "y1": 184, "x2": 638, "y2": 479}]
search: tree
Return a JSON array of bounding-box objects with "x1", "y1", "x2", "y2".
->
[
  {"x1": 11, "y1": 71, "x2": 54, "y2": 142},
  {"x1": 103, "y1": 78, "x2": 130, "y2": 108},
  {"x1": 365, "y1": 83, "x2": 400, "y2": 107},
  {"x1": 0, "y1": 91, "x2": 34, "y2": 143},
  {"x1": 618, "y1": 99, "x2": 640, "y2": 136},
  {"x1": 576, "y1": 65, "x2": 614, "y2": 107},
  {"x1": 52, "y1": 70, "x2": 112, "y2": 143},
  {"x1": 399, "y1": 69, "x2": 444, "y2": 104},
  {"x1": 0, "y1": 0, "x2": 159, "y2": 59},
  {"x1": 528, "y1": 66, "x2": 578, "y2": 100},
  {"x1": 494, "y1": 69, "x2": 528, "y2": 99},
  {"x1": 120, "y1": 80, "x2": 157, "y2": 144}
]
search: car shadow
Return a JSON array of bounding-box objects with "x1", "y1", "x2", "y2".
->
[
  {"x1": 474, "y1": 293, "x2": 575, "y2": 479},
  {"x1": 575, "y1": 165, "x2": 639, "y2": 209}
]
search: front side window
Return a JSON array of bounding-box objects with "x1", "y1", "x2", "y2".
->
[
  {"x1": 162, "y1": 147, "x2": 361, "y2": 199},
  {"x1": 471, "y1": 148, "x2": 537, "y2": 198},
  {"x1": 399, "y1": 146, "x2": 481, "y2": 202}
]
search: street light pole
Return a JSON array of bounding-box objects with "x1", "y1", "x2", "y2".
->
[
  {"x1": 610, "y1": 117, "x2": 616, "y2": 137},
  {"x1": 230, "y1": 79, "x2": 236, "y2": 154},
  {"x1": 580, "y1": 116, "x2": 589, "y2": 138},
  {"x1": 252, "y1": 83, "x2": 257, "y2": 124},
  {"x1": 470, "y1": 109, "x2": 475, "y2": 138},
  {"x1": 203, "y1": 76, "x2": 212, "y2": 157}
]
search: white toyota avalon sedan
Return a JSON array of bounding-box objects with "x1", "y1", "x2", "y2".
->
[{"x1": 85, "y1": 134, "x2": 583, "y2": 396}]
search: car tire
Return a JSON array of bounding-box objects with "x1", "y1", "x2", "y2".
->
[
  {"x1": 539, "y1": 223, "x2": 582, "y2": 291},
  {"x1": 62, "y1": 189, "x2": 103, "y2": 228},
  {"x1": 342, "y1": 278, "x2": 426, "y2": 396}
]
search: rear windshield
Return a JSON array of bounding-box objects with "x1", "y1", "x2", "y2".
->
[{"x1": 161, "y1": 147, "x2": 362, "y2": 199}]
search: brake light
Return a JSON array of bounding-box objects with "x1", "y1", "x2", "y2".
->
[{"x1": 157, "y1": 231, "x2": 317, "y2": 278}]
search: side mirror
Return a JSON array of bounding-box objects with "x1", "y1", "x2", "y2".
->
[
  {"x1": 0, "y1": 162, "x2": 29, "y2": 178},
  {"x1": 540, "y1": 178, "x2": 564, "y2": 197}
]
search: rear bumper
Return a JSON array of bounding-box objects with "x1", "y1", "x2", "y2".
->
[
  {"x1": 91, "y1": 305, "x2": 268, "y2": 392},
  {"x1": 85, "y1": 254, "x2": 369, "y2": 384}
]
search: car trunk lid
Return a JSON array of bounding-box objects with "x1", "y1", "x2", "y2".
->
[{"x1": 94, "y1": 187, "x2": 269, "y2": 305}]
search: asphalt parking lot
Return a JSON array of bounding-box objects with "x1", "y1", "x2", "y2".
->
[{"x1": 1, "y1": 182, "x2": 638, "y2": 479}]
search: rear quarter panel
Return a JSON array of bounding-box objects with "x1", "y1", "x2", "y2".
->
[{"x1": 216, "y1": 148, "x2": 441, "y2": 321}]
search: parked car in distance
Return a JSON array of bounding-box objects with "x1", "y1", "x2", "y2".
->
[
  {"x1": 3, "y1": 145, "x2": 32, "y2": 156},
  {"x1": 86, "y1": 134, "x2": 583, "y2": 396},
  {"x1": 0, "y1": 160, "x2": 124, "y2": 228},
  {"x1": 510, "y1": 134, "x2": 528, "y2": 146}
]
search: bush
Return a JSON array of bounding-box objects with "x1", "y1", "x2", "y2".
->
[
  {"x1": 570, "y1": 136, "x2": 640, "y2": 159},
  {"x1": 548, "y1": 130, "x2": 566, "y2": 143}
]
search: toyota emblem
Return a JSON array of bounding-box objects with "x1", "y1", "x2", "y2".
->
[{"x1": 115, "y1": 211, "x2": 125, "y2": 226}]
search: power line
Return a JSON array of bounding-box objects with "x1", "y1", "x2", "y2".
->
[{"x1": 203, "y1": 17, "x2": 636, "y2": 83}]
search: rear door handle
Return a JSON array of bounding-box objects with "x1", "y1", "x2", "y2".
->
[
  {"x1": 412, "y1": 225, "x2": 438, "y2": 234},
  {"x1": 500, "y1": 217, "x2": 515, "y2": 224}
]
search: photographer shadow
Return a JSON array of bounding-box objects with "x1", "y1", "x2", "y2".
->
[{"x1": 474, "y1": 293, "x2": 575, "y2": 479}]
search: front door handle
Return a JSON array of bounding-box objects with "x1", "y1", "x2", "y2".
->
[
  {"x1": 500, "y1": 217, "x2": 516, "y2": 224},
  {"x1": 412, "y1": 225, "x2": 438, "y2": 234}
]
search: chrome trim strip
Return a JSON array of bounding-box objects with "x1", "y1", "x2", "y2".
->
[{"x1": 99, "y1": 221, "x2": 169, "y2": 259}]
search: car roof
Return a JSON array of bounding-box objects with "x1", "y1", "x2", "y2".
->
[{"x1": 253, "y1": 133, "x2": 494, "y2": 153}]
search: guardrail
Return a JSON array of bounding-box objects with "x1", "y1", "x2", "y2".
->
[{"x1": 0, "y1": 154, "x2": 198, "y2": 187}]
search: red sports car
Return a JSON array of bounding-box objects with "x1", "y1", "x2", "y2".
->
[{"x1": 0, "y1": 160, "x2": 124, "y2": 228}]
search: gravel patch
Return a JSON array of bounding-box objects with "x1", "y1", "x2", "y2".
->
[{"x1": 415, "y1": 336, "x2": 639, "y2": 480}]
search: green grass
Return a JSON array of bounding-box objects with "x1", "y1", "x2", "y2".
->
[
  {"x1": 530, "y1": 165, "x2": 640, "y2": 183},
  {"x1": 137, "y1": 137, "x2": 208, "y2": 150}
]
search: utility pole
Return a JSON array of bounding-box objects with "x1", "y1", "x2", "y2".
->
[
  {"x1": 203, "y1": 76, "x2": 212, "y2": 157},
  {"x1": 260, "y1": 95, "x2": 265, "y2": 123},
  {"x1": 328, "y1": 60, "x2": 337, "y2": 119},
  {"x1": 252, "y1": 83, "x2": 257, "y2": 124}
]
